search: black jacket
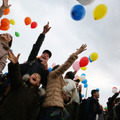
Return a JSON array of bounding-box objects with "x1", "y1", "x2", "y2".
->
[
  {"x1": 84, "y1": 97, "x2": 102, "y2": 120},
  {"x1": 0, "y1": 62, "x2": 43, "y2": 120},
  {"x1": 20, "y1": 34, "x2": 49, "y2": 88}
]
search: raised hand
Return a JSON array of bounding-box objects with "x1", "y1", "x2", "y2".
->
[
  {"x1": 8, "y1": 50, "x2": 20, "y2": 64},
  {"x1": 75, "y1": 44, "x2": 87, "y2": 55},
  {"x1": 1, "y1": 0, "x2": 11, "y2": 10},
  {"x1": 42, "y1": 22, "x2": 51, "y2": 35},
  {"x1": 41, "y1": 59, "x2": 48, "y2": 70}
]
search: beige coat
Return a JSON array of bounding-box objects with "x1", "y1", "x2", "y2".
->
[{"x1": 43, "y1": 53, "x2": 78, "y2": 108}]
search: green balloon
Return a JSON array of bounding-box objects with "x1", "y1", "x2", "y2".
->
[{"x1": 15, "y1": 32, "x2": 20, "y2": 37}]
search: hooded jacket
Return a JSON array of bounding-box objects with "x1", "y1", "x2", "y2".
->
[
  {"x1": 43, "y1": 53, "x2": 78, "y2": 108},
  {"x1": 0, "y1": 62, "x2": 45, "y2": 120}
]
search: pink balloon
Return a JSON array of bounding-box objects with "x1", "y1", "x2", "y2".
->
[
  {"x1": 79, "y1": 57, "x2": 89, "y2": 67},
  {"x1": 75, "y1": 75, "x2": 79, "y2": 80},
  {"x1": 52, "y1": 63, "x2": 56, "y2": 68},
  {"x1": 72, "y1": 61, "x2": 80, "y2": 71},
  {"x1": 31, "y1": 21, "x2": 38, "y2": 29}
]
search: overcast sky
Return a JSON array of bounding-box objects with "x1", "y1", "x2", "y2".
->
[{"x1": 1, "y1": 0, "x2": 120, "y2": 107}]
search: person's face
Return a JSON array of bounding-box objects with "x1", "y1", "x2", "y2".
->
[
  {"x1": 0, "y1": 33, "x2": 12, "y2": 43},
  {"x1": 94, "y1": 92, "x2": 99, "y2": 99},
  {"x1": 29, "y1": 73, "x2": 41, "y2": 86},
  {"x1": 39, "y1": 53, "x2": 49, "y2": 62}
]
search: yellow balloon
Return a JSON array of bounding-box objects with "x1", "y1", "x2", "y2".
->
[
  {"x1": 10, "y1": 19, "x2": 15, "y2": 25},
  {"x1": 93, "y1": 4, "x2": 107, "y2": 20},
  {"x1": 81, "y1": 67, "x2": 87, "y2": 71},
  {"x1": 90, "y1": 52, "x2": 98, "y2": 61},
  {"x1": 79, "y1": 77, "x2": 81, "y2": 82}
]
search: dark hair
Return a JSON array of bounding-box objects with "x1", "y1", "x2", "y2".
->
[
  {"x1": 66, "y1": 71, "x2": 75, "y2": 80},
  {"x1": 115, "y1": 98, "x2": 120, "y2": 104},
  {"x1": 52, "y1": 65, "x2": 59, "y2": 71},
  {"x1": 8, "y1": 35, "x2": 13, "y2": 47},
  {"x1": 91, "y1": 89, "x2": 99, "y2": 96}
]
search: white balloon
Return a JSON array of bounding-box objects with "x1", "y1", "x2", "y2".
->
[
  {"x1": 112, "y1": 87, "x2": 118, "y2": 93},
  {"x1": 77, "y1": 0, "x2": 95, "y2": 6},
  {"x1": 80, "y1": 76, "x2": 85, "y2": 81}
]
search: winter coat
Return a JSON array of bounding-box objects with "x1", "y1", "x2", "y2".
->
[
  {"x1": 106, "y1": 93, "x2": 119, "y2": 120},
  {"x1": 20, "y1": 34, "x2": 49, "y2": 88},
  {"x1": 0, "y1": 62, "x2": 44, "y2": 120},
  {"x1": 84, "y1": 97, "x2": 102, "y2": 120},
  {"x1": 42, "y1": 53, "x2": 78, "y2": 108},
  {"x1": 0, "y1": 40, "x2": 9, "y2": 73}
]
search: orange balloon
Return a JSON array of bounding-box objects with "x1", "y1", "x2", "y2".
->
[
  {"x1": 1, "y1": 18, "x2": 10, "y2": 27},
  {"x1": 0, "y1": 26, "x2": 10, "y2": 31},
  {"x1": 24, "y1": 17, "x2": 32, "y2": 25},
  {"x1": 4, "y1": 8, "x2": 10, "y2": 15}
]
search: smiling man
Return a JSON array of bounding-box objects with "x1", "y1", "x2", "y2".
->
[{"x1": 20, "y1": 22, "x2": 51, "y2": 88}]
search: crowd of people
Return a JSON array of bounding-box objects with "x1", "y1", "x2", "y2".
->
[{"x1": 0, "y1": 0, "x2": 120, "y2": 120}]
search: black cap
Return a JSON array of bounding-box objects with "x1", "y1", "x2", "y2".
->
[
  {"x1": 42, "y1": 49, "x2": 52, "y2": 58},
  {"x1": 74, "y1": 79, "x2": 80, "y2": 82}
]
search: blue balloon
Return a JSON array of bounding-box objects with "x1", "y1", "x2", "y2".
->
[
  {"x1": 82, "y1": 79, "x2": 87, "y2": 84},
  {"x1": 81, "y1": 73, "x2": 86, "y2": 76},
  {"x1": 71, "y1": 4, "x2": 86, "y2": 21},
  {"x1": 89, "y1": 55, "x2": 93, "y2": 62},
  {"x1": 48, "y1": 68, "x2": 52, "y2": 72},
  {"x1": 96, "y1": 88, "x2": 100, "y2": 92},
  {"x1": 82, "y1": 94, "x2": 84, "y2": 98},
  {"x1": 4, "y1": 72, "x2": 8, "y2": 75},
  {"x1": 84, "y1": 84, "x2": 88, "y2": 88}
]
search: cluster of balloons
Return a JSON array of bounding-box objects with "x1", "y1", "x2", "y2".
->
[
  {"x1": 24, "y1": 17, "x2": 38, "y2": 29},
  {"x1": 112, "y1": 87, "x2": 118, "y2": 94},
  {"x1": 89, "y1": 52, "x2": 98, "y2": 62},
  {"x1": 80, "y1": 73, "x2": 88, "y2": 88},
  {"x1": 71, "y1": 0, "x2": 107, "y2": 21}
]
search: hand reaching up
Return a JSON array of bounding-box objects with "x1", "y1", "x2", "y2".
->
[
  {"x1": 75, "y1": 44, "x2": 87, "y2": 55},
  {"x1": 1, "y1": 0, "x2": 11, "y2": 10},
  {"x1": 8, "y1": 50, "x2": 20, "y2": 64},
  {"x1": 42, "y1": 22, "x2": 51, "y2": 35}
]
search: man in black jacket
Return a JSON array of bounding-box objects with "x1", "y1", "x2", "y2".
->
[
  {"x1": 20, "y1": 22, "x2": 51, "y2": 88},
  {"x1": 83, "y1": 89, "x2": 102, "y2": 120}
]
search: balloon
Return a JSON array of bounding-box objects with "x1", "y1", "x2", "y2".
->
[
  {"x1": 31, "y1": 21, "x2": 38, "y2": 29},
  {"x1": 10, "y1": 19, "x2": 15, "y2": 25},
  {"x1": 84, "y1": 84, "x2": 88, "y2": 88},
  {"x1": 89, "y1": 55, "x2": 93, "y2": 62},
  {"x1": 96, "y1": 88, "x2": 99, "y2": 92},
  {"x1": 90, "y1": 52, "x2": 98, "y2": 61},
  {"x1": 81, "y1": 73, "x2": 86, "y2": 76},
  {"x1": 52, "y1": 63, "x2": 56, "y2": 68},
  {"x1": 104, "y1": 107, "x2": 107, "y2": 111},
  {"x1": 93, "y1": 4, "x2": 107, "y2": 20},
  {"x1": 71, "y1": 4, "x2": 86, "y2": 21},
  {"x1": 73, "y1": 61, "x2": 80, "y2": 71},
  {"x1": 48, "y1": 68, "x2": 52, "y2": 72},
  {"x1": 0, "y1": 25, "x2": 10, "y2": 31},
  {"x1": 112, "y1": 87, "x2": 118, "y2": 93},
  {"x1": 24, "y1": 17, "x2": 32, "y2": 25},
  {"x1": 4, "y1": 8, "x2": 10, "y2": 15},
  {"x1": 75, "y1": 75, "x2": 79, "y2": 80},
  {"x1": 1, "y1": 18, "x2": 10, "y2": 27},
  {"x1": 77, "y1": 0, "x2": 95, "y2": 6},
  {"x1": 81, "y1": 66, "x2": 87, "y2": 71},
  {"x1": 79, "y1": 57, "x2": 89, "y2": 67},
  {"x1": 80, "y1": 75, "x2": 85, "y2": 81},
  {"x1": 82, "y1": 94, "x2": 84, "y2": 98},
  {"x1": 82, "y1": 79, "x2": 87, "y2": 84},
  {"x1": 15, "y1": 32, "x2": 20, "y2": 37}
]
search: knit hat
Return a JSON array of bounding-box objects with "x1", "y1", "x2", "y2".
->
[{"x1": 42, "y1": 49, "x2": 52, "y2": 58}]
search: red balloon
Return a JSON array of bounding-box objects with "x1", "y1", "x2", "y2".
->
[
  {"x1": 31, "y1": 21, "x2": 37, "y2": 29},
  {"x1": 79, "y1": 57, "x2": 89, "y2": 67}
]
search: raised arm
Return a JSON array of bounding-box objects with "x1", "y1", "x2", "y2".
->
[
  {"x1": 8, "y1": 50, "x2": 22, "y2": 90},
  {"x1": 0, "y1": 0, "x2": 11, "y2": 18},
  {"x1": 51, "y1": 44, "x2": 87, "y2": 78},
  {"x1": 27, "y1": 22, "x2": 51, "y2": 62}
]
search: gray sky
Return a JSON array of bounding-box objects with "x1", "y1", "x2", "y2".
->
[{"x1": 1, "y1": 0, "x2": 120, "y2": 107}]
